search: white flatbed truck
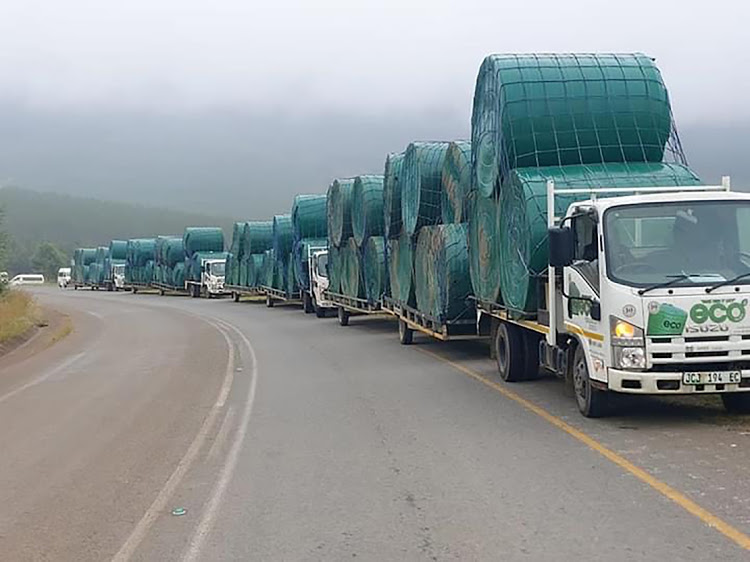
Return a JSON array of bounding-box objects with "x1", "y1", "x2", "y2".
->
[{"x1": 479, "y1": 177, "x2": 750, "y2": 417}]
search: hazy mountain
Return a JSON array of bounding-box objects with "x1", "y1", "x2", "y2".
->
[{"x1": 0, "y1": 186, "x2": 235, "y2": 259}]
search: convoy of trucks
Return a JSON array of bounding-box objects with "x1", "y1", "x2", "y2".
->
[{"x1": 65, "y1": 52, "x2": 750, "y2": 418}]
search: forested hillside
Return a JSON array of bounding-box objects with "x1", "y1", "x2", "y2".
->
[{"x1": 0, "y1": 186, "x2": 236, "y2": 274}]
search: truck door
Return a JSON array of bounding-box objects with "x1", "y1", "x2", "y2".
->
[{"x1": 564, "y1": 211, "x2": 606, "y2": 380}]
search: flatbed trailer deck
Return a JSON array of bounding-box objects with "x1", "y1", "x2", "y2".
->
[
  {"x1": 381, "y1": 296, "x2": 477, "y2": 345},
  {"x1": 226, "y1": 284, "x2": 265, "y2": 302},
  {"x1": 151, "y1": 282, "x2": 190, "y2": 296},
  {"x1": 324, "y1": 291, "x2": 387, "y2": 326},
  {"x1": 261, "y1": 286, "x2": 301, "y2": 308},
  {"x1": 129, "y1": 281, "x2": 155, "y2": 294}
]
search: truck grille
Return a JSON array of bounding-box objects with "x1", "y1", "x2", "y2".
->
[{"x1": 648, "y1": 334, "x2": 750, "y2": 366}]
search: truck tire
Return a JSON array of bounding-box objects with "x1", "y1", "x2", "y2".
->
[
  {"x1": 523, "y1": 332, "x2": 542, "y2": 380},
  {"x1": 303, "y1": 292, "x2": 314, "y2": 314},
  {"x1": 495, "y1": 322, "x2": 526, "y2": 382},
  {"x1": 721, "y1": 393, "x2": 750, "y2": 414},
  {"x1": 107, "y1": 283, "x2": 113, "y2": 292},
  {"x1": 266, "y1": 294, "x2": 275, "y2": 308},
  {"x1": 233, "y1": 292, "x2": 240, "y2": 303},
  {"x1": 160, "y1": 289, "x2": 165, "y2": 296},
  {"x1": 132, "y1": 287, "x2": 138, "y2": 295},
  {"x1": 572, "y1": 344, "x2": 609, "y2": 418},
  {"x1": 398, "y1": 319, "x2": 413, "y2": 345},
  {"x1": 315, "y1": 305, "x2": 327, "y2": 318},
  {"x1": 338, "y1": 307, "x2": 350, "y2": 326}
]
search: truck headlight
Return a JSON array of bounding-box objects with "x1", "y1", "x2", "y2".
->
[
  {"x1": 610, "y1": 316, "x2": 646, "y2": 370},
  {"x1": 613, "y1": 347, "x2": 646, "y2": 370}
]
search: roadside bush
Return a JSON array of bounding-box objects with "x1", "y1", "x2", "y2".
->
[{"x1": 0, "y1": 289, "x2": 38, "y2": 343}]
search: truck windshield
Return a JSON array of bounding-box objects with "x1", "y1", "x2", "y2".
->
[
  {"x1": 604, "y1": 200, "x2": 750, "y2": 288},
  {"x1": 316, "y1": 254, "x2": 328, "y2": 278},
  {"x1": 210, "y1": 262, "x2": 225, "y2": 276}
]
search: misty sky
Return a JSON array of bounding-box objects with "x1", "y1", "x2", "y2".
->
[{"x1": 0, "y1": 1, "x2": 748, "y2": 217}]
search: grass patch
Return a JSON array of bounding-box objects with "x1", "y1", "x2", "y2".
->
[{"x1": 0, "y1": 289, "x2": 40, "y2": 343}]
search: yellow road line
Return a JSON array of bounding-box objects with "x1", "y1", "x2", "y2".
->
[{"x1": 417, "y1": 347, "x2": 750, "y2": 551}]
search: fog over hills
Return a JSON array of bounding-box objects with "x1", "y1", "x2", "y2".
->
[{"x1": 0, "y1": 102, "x2": 746, "y2": 219}]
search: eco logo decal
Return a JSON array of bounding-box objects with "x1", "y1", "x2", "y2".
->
[
  {"x1": 689, "y1": 299, "x2": 747, "y2": 324},
  {"x1": 646, "y1": 302, "x2": 687, "y2": 336}
]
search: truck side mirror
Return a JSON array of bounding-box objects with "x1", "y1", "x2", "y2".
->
[{"x1": 549, "y1": 226, "x2": 574, "y2": 268}]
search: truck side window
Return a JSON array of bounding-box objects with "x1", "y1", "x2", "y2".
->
[{"x1": 571, "y1": 213, "x2": 600, "y2": 293}]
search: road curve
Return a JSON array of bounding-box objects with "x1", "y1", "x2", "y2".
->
[{"x1": 1, "y1": 287, "x2": 750, "y2": 561}]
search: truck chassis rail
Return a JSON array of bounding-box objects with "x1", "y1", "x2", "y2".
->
[
  {"x1": 382, "y1": 296, "x2": 476, "y2": 343},
  {"x1": 474, "y1": 299, "x2": 549, "y2": 335}
]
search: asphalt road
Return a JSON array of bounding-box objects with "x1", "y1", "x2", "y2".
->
[{"x1": 2, "y1": 286, "x2": 750, "y2": 561}]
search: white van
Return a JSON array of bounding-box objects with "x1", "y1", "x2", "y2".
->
[
  {"x1": 9, "y1": 274, "x2": 45, "y2": 287},
  {"x1": 57, "y1": 267, "x2": 72, "y2": 288}
]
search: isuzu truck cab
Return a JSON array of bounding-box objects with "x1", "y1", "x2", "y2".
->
[{"x1": 489, "y1": 178, "x2": 750, "y2": 417}]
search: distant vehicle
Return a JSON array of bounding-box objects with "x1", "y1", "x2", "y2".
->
[
  {"x1": 10, "y1": 274, "x2": 45, "y2": 286},
  {"x1": 306, "y1": 248, "x2": 335, "y2": 317},
  {"x1": 186, "y1": 258, "x2": 227, "y2": 298},
  {"x1": 57, "y1": 267, "x2": 72, "y2": 288}
]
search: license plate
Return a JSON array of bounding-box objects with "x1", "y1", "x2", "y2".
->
[{"x1": 682, "y1": 371, "x2": 742, "y2": 385}]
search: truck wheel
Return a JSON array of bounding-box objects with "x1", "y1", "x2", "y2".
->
[
  {"x1": 74, "y1": 285, "x2": 78, "y2": 291},
  {"x1": 107, "y1": 283, "x2": 113, "y2": 292},
  {"x1": 315, "y1": 305, "x2": 327, "y2": 318},
  {"x1": 572, "y1": 344, "x2": 609, "y2": 418},
  {"x1": 523, "y1": 332, "x2": 542, "y2": 380},
  {"x1": 132, "y1": 287, "x2": 138, "y2": 295},
  {"x1": 160, "y1": 289, "x2": 165, "y2": 296},
  {"x1": 398, "y1": 319, "x2": 413, "y2": 345},
  {"x1": 338, "y1": 307, "x2": 350, "y2": 326},
  {"x1": 495, "y1": 323, "x2": 526, "y2": 382},
  {"x1": 266, "y1": 294, "x2": 274, "y2": 308},
  {"x1": 721, "y1": 393, "x2": 750, "y2": 414},
  {"x1": 233, "y1": 292, "x2": 240, "y2": 303},
  {"x1": 303, "y1": 292, "x2": 314, "y2": 314}
]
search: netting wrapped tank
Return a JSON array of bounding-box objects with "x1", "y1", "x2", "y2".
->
[
  {"x1": 441, "y1": 141, "x2": 472, "y2": 224},
  {"x1": 471, "y1": 53, "x2": 684, "y2": 198},
  {"x1": 243, "y1": 221, "x2": 274, "y2": 256},
  {"x1": 387, "y1": 232, "x2": 415, "y2": 305},
  {"x1": 383, "y1": 152, "x2": 405, "y2": 240},
  {"x1": 272, "y1": 214, "x2": 293, "y2": 259},
  {"x1": 292, "y1": 194, "x2": 328, "y2": 243},
  {"x1": 340, "y1": 237, "x2": 364, "y2": 298},
  {"x1": 499, "y1": 162, "x2": 701, "y2": 313},
  {"x1": 108, "y1": 240, "x2": 127, "y2": 261},
  {"x1": 328, "y1": 245, "x2": 341, "y2": 294},
  {"x1": 414, "y1": 224, "x2": 473, "y2": 322},
  {"x1": 183, "y1": 227, "x2": 224, "y2": 256},
  {"x1": 328, "y1": 179, "x2": 355, "y2": 248},
  {"x1": 401, "y1": 142, "x2": 450, "y2": 236},
  {"x1": 351, "y1": 175, "x2": 385, "y2": 247},
  {"x1": 363, "y1": 236, "x2": 387, "y2": 303},
  {"x1": 467, "y1": 192, "x2": 502, "y2": 304}
]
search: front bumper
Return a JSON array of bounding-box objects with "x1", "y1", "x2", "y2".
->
[{"x1": 608, "y1": 368, "x2": 750, "y2": 394}]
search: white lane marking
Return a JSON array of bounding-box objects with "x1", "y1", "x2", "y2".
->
[
  {"x1": 206, "y1": 406, "x2": 236, "y2": 462},
  {"x1": 111, "y1": 320, "x2": 236, "y2": 562},
  {"x1": 86, "y1": 311, "x2": 104, "y2": 319},
  {"x1": 0, "y1": 352, "x2": 85, "y2": 405},
  {"x1": 182, "y1": 318, "x2": 259, "y2": 562}
]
